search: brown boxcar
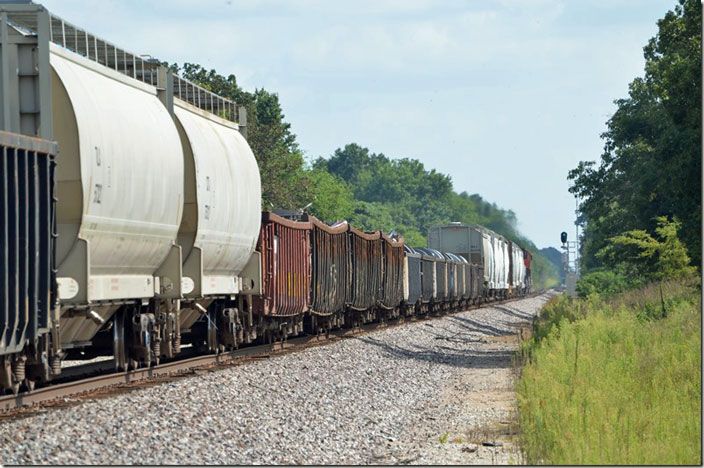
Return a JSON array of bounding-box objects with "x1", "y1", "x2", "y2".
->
[
  {"x1": 308, "y1": 216, "x2": 349, "y2": 316},
  {"x1": 379, "y1": 234, "x2": 404, "y2": 310},
  {"x1": 255, "y1": 212, "x2": 312, "y2": 317},
  {"x1": 347, "y1": 227, "x2": 382, "y2": 311}
]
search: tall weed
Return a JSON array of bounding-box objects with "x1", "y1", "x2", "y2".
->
[{"x1": 518, "y1": 278, "x2": 701, "y2": 465}]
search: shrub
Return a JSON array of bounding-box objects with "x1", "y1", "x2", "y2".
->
[
  {"x1": 575, "y1": 269, "x2": 634, "y2": 298},
  {"x1": 596, "y1": 217, "x2": 695, "y2": 283}
]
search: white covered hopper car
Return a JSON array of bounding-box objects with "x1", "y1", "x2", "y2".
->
[
  {"x1": 0, "y1": 2, "x2": 262, "y2": 390},
  {"x1": 428, "y1": 222, "x2": 532, "y2": 299}
]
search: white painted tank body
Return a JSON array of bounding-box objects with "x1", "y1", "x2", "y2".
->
[
  {"x1": 50, "y1": 45, "x2": 184, "y2": 343},
  {"x1": 513, "y1": 246, "x2": 523, "y2": 288},
  {"x1": 517, "y1": 248, "x2": 525, "y2": 288},
  {"x1": 501, "y1": 238, "x2": 509, "y2": 290},
  {"x1": 491, "y1": 235, "x2": 500, "y2": 289},
  {"x1": 174, "y1": 102, "x2": 261, "y2": 299},
  {"x1": 482, "y1": 232, "x2": 493, "y2": 289},
  {"x1": 511, "y1": 246, "x2": 517, "y2": 288},
  {"x1": 493, "y1": 234, "x2": 507, "y2": 291}
]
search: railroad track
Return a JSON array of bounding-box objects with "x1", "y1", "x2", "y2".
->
[{"x1": 0, "y1": 294, "x2": 539, "y2": 415}]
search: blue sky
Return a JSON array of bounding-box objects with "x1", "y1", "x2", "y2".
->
[{"x1": 40, "y1": 0, "x2": 676, "y2": 249}]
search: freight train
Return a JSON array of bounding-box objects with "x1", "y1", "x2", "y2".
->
[{"x1": 0, "y1": 2, "x2": 532, "y2": 394}]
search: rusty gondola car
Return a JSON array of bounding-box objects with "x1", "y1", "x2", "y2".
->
[
  {"x1": 379, "y1": 233, "x2": 404, "y2": 319},
  {"x1": 253, "y1": 212, "x2": 312, "y2": 339},
  {"x1": 308, "y1": 216, "x2": 349, "y2": 331},
  {"x1": 346, "y1": 227, "x2": 383, "y2": 325}
]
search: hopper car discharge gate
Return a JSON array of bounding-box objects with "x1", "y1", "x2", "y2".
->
[{"x1": 0, "y1": 1, "x2": 263, "y2": 391}]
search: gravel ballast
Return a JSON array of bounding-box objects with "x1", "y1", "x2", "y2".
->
[{"x1": 0, "y1": 293, "x2": 554, "y2": 465}]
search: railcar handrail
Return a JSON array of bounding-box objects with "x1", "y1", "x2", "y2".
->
[{"x1": 0, "y1": 3, "x2": 240, "y2": 123}]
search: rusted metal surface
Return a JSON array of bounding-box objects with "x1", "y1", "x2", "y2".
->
[
  {"x1": 308, "y1": 216, "x2": 349, "y2": 316},
  {"x1": 254, "y1": 212, "x2": 312, "y2": 317},
  {"x1": 379, "y1": 234, "x2": 404, "y2": 309},
  {"x1": 347, "y1": 227, "x2": 382, "y2": 311}
]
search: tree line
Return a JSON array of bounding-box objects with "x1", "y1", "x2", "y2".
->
[
  {"x1": 568, "y1": 0, "x2": 701, "y2": 292},
  {"x1": 164, "y1": 62, "x2": 559, "y2": 288}
]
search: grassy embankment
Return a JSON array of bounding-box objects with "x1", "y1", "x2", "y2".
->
[{"x1": 517, "y1": 277, "x2": 701, "y2": 465}]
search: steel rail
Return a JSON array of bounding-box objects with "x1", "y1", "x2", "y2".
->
[{"x1": 0, "y1": 293, "x2": 540, "y2": 413}]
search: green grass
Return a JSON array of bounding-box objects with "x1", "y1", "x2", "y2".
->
[{"x1": 517, "y1": 278, "x2": 701, "y2": 465}]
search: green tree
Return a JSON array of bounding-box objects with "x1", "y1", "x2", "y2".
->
[
  {"x1": 307, "y1": 168, "x2": 355, "y2": 222},
  {"x1": 597, "y1": 216, "x2": 695, "y2": 281},
  {"x1": 569, "y1": 0, "x2": 702, "y2": 269},
  {"x1": 348, "y1": 200, "x2": 396, "y2": 233},
  {"x1": 319, "y1": 142, "x2": 559, "y2": 287}
]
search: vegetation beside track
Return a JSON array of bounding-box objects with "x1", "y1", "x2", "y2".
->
[
  {"x1": 516, "y1": 276, "x2": 701, "y2": 465},
  {"x1": 520, "y1": 3, "x2": 703, "y2": 459}
]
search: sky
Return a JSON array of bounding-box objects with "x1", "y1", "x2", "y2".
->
[{"x1": 39, "y1": 0, "x2": 676, "y2": 249}]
